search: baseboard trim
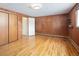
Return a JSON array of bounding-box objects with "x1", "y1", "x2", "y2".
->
[
  {"x1": 36, "y1": 33, "x2": 79, "y2": 52},
  {"x1": 68, "y1": 38, "x2": 79, "y2": 53},
  {"x1": 36, "y1": 33, "x2": 69, "y2": 39}
]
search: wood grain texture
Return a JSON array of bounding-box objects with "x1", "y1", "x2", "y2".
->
[
  {"x1": 0, "y1": 12, "x2": 8, "y2": 45},
  {"x1": 0, "y1": 9, "x2": 25, "y2": 45},
  {"x1": 0, "y1": 35, "x2": 78, "y2": 56},
  {"x1": 69, "y1": 4, "x2": 79, "y2": 46},
  {"x1": 17, "y1": 14, "x2": 22, "y2": 40},
  {"x1": 35, "y1": 14, "x2": 68, "y2": 37},
  {"x1": 9, "y1": 13, "x2": 18, "y2": 42}
]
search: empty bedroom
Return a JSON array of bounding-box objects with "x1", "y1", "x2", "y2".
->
[{"x1": 0, "y1": 3, "x2": 79, "y2": 56}]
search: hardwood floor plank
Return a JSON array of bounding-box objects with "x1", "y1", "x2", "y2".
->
[{"x1": 0, "y1": 35, "x2": 78, "y2": 56}]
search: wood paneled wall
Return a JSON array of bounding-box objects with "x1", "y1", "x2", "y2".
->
[
  {"x1": 18, "y1": 14, "x2": 22, "y2": 40},
  {"x1": 35, "y1": 14, "x2": 68, "y2": 36},
  {"x1": 69, "y1": 4, "x2": 79, "y2": 46}
]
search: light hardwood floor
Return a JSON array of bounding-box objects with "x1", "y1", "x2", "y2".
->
[{"x1": 0, "y1": 35, "x2": 78, "y2": 56}]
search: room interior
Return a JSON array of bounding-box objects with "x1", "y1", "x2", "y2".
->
[{"x1": 0, "y1": 3, "x2": 79, "y2": 56}]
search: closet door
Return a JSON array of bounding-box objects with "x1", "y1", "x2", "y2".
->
[
  {"x1": 0, "y1": 12, "x2": 8, "y2": 45},
  {"x1": 9, "y1": 13, "x2": 18, "y2": 42}
]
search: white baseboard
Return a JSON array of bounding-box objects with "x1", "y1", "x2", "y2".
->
[{"x1": 68, "y1": 38, "x2": 79, "y2": 53}]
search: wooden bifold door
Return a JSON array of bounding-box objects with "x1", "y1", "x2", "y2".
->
[
  {"x1": 0, "y1": 12, "x2": 18, "y2": 45},
  {"x1": 0, "y1": 12, "x2": 8, "y2": 45},
  {"x1": 9, "y1": 13, "x2": 18, "y2": 42}
]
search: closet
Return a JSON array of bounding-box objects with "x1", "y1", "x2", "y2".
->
[
  {"x1": 0, "y1": 11, "x2": 18, "y2": 45},
  {"x1": 0, "y1": 9, "x2": 35, "y2": 46}
]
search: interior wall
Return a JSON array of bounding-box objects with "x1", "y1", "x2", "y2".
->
[
  {"x1": 18, "y1": 14, "x2": 22, "y2": 40},
  {"x1": 35, "y1": 14, "x2": 68, "y2": 37},
  {"x1": 69, "y1": 4, "x2": 79, "y2": 46}
]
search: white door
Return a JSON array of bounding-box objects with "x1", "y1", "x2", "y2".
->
[
  {"x1": 28, "y1": 17, "x2": 35, "y2": 36},
  {"x1": 22, "y1": 17, "x2": 28, "y2": 36}
]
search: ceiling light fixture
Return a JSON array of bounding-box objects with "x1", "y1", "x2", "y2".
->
[{"x1": 30, "y1": 3, "x2": 42, "y2": 10}]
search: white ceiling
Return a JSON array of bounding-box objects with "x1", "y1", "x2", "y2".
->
[{"x1": 0, "y1": 3, "x2": 75, "y2": 17}]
